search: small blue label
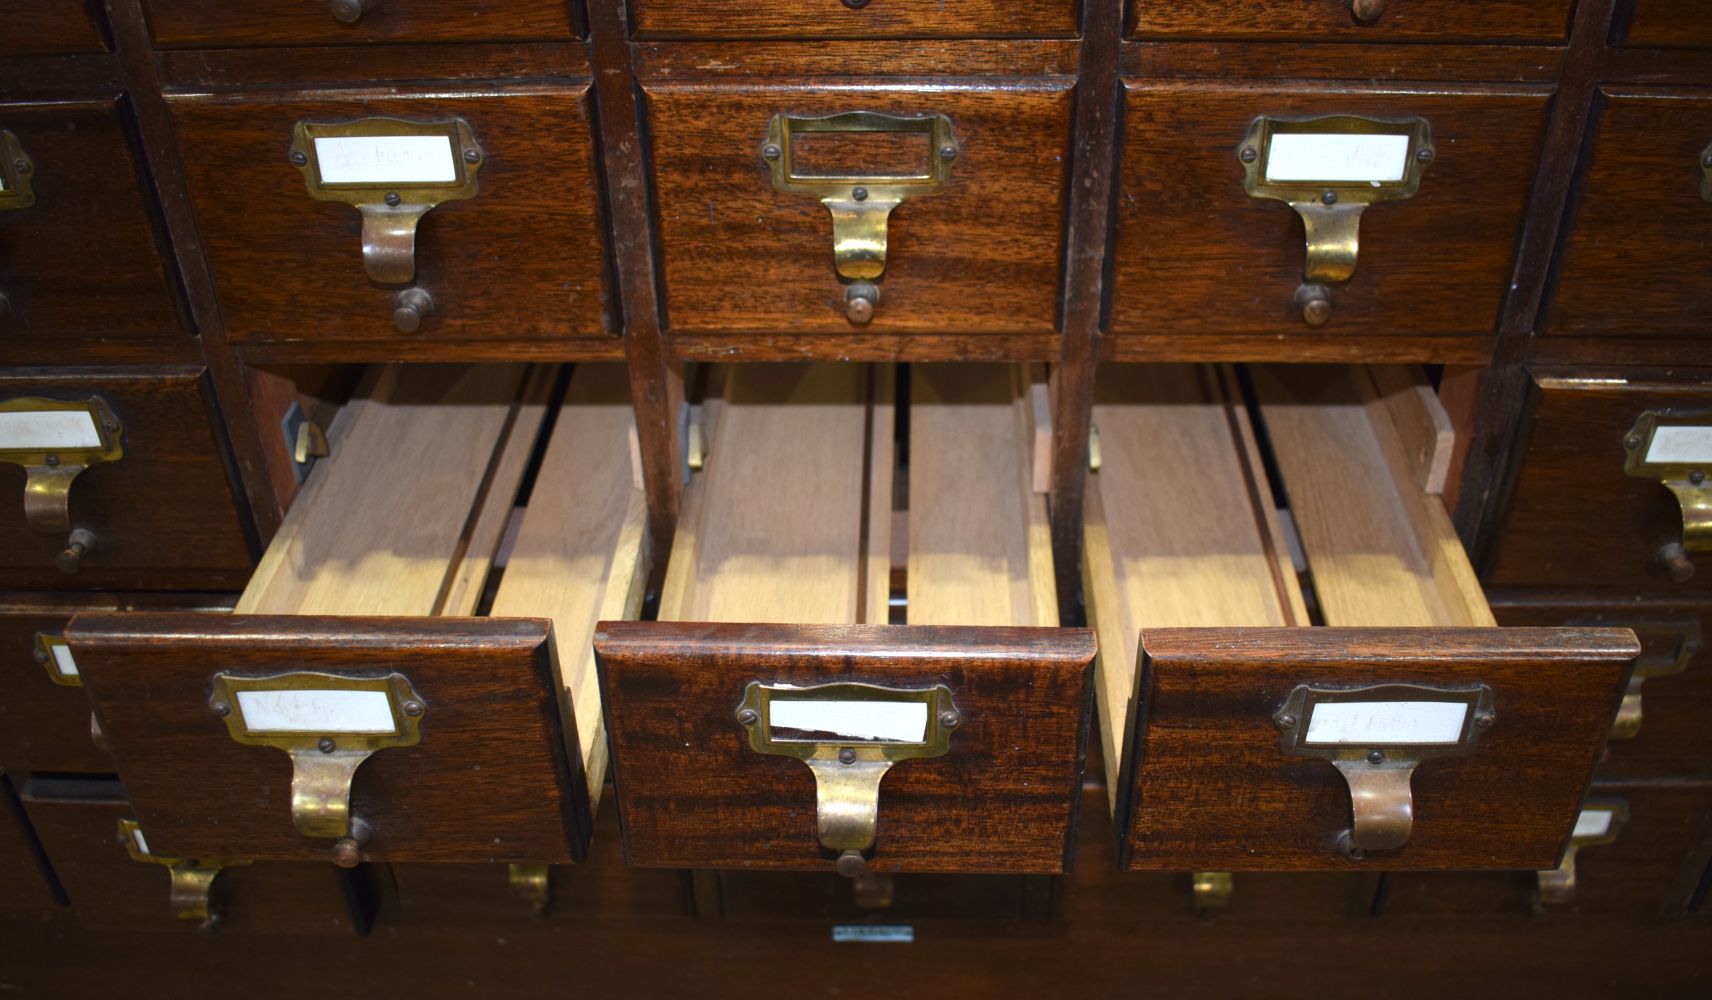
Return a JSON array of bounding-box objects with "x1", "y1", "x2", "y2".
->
[{"x1": 832, "y1": 924, "x2": 915, "y2": 943}]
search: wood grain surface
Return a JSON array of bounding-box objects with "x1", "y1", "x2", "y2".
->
[
  {"x1": 631, "y1": 0, "x2": 1077, "y2": 40},
  {"x1": 1130, "y1": 0, "x2": 1572, "y2": 42},
  {"x1": 144, "y1": 0, "x2": 573, "y2": 49},
  {"x1": 1621, "y1": 0, "x2": 1712, "y2": 48},
  {"x1": 0, "y1": 1, "x2": 108, "y2": 55}
]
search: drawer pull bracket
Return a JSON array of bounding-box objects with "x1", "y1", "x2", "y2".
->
[
  {"x1": 0, "y1": 396, "x2": 124, "y2": 571},
  {"x1": 736, "y1": 680, "x2": 960, "y2": 875},
  {"x1": 209, "y1": 671, "x2": 425, "y2": 864},
  {"x1": 1535, "y1": 802, "x2": 1625, "y2": 906},
  {"x1": 1275, "y1": 682, "x2": 1493, "y2": 858},
  {"x1": 1623, "y1": 412, "x2": 1712, "y2": 580},
  {"x1": 119, "y1": 818, "x2": 247, "y2": 925}
]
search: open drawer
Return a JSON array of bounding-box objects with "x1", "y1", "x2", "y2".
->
[
  {"x1": 595, "y1": 364, "x2": 1095, "y2": 877},
  {"x1": 1084, "y1": 364, "x2": 1639, "y2": 872},
  {"x1": 64, "y1": 364, "x2": 647, "y2": 875}
]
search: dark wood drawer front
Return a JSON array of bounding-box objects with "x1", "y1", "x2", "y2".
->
[
  {"x1": 144, "y1": 0, "x2": 574, "y2": 49},
  {"x1": 596, "y1": 622, "x2": 1096, "y2": 874},
  {"x1": 171, "y1": 90, "x2": 612, "y2": 346},
  {"x1": 1118, "y1": 628, "x2": 1636, "y2": 872},
  {"x1": 1, "y1": 3, "x2": 108, "y2": 55},
  {"x1": 632, "y1": 0, "x2": 1077, "y2": 40},
  {"x1": 0, "y1": 100, "x2": 185, "y2": 345},
  {"x1": 1621, "y1": 1, "x2": 1712, "y2": 48},
  {"x1": 0, "y1": 771, "x2": 59, "y2": 911},
  {"x1": 0, "y1": 369, "x2": 252, "y2": 591},
  {"x1": 1110, "y1": 86, "x2": 1547, "y2": 353},
  {"x1": 1131, "y1": 0, "x2": 1572, "y2": 43},
  {"x1": 1545, "y1": 91, "x2": 1712, "y2": 341},
  {"x1": 69, "y1": 615, "x2": 590, "y2": 866},
  {"x1": 647, "y1": 83, "x2": 1072, "y2": 339},
  {"x1": 1489, "y1": 376, "x2": 1712, "y2": 590},
  {"x1": 20, "y1": 778, "x2": 364, "y2": 932}
]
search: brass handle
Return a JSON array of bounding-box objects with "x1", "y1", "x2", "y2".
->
[
  {"x1": 56, "y1": 527, "x2": 96, "y2": 576},
  {"x1": 1332, "y1": 757, "x2": 1416, "y2": 856},
  {"x1": 392, "y1": 287, "x2": 434, "y2": 333},
  {"x1": 844, "y1": 281, "x2": 880, "y2": 325},
  {"x1": 1351, "y1": 0, "x2": 1385, "y2": 23},
  {"x1": 1294, "y1": 283, "x2": 1332, "y2": 326},
  {"x1": 330, "y1": 0, "x2": 374, "y2": 24}
]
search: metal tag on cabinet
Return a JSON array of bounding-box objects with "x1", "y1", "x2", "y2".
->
[
  {"x1": 0, "y1": 396, "x2": 123, "y2": 573},
  {"x1": 118, "y1": 818, "x2": 247, "y2": 925},
  {"x1": 208, "y1": 671, "x2": 425, "y2": 867},
  {"x1": 1536, "y1": 800, "x2": 1626, "y2": 906},
  {"x1": 736, "y1": 680, "x2": 961, "y2": 877},
  {"x1": 1239, "y1": 115, "x2": 1433, "y2": 326},
  {"x1": 1624, "y1": 411, "x2": 1712, "y2": 580},
  {"x1": 289, "y1": 118, "x2": 482, "y2": 286},
  {"x1": 1274, "y1": 682, "x2": 1494, "y2": 858},
  {"x1": 33, "y1": 631, "x2": 80, "y2": 687},
  {"x1": 0, "y1": 130, "x2": 34, "y2": 210}
]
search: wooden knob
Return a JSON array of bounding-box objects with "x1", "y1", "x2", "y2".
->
[
  {"x1": 835, "y1": 849, "x2": 869, "y2": 878},
  {"x1": 1351, "y1": 0, "x2": 1385, "y2": 23},
  {"x1": 56, "y1": 528, "x2": 96, "y2": 575},
  {"x1": 330, "y1": 0, "x2": 373, "y2": 24},
  {"x1": 1294, "y1": 284, "x2": 1332, "y2": 326},
  {"x1": 844, "y1": 281, "x2": 880, "y2": 325},
  {"x1": 1658, "y1": 542, "x2": 1696, "y2": 583},
  {"x1": 392, "y1": 287, "x2": 434, "y2": 333}
]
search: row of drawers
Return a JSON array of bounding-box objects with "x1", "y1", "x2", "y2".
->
[{"x1": 14, "y1": 0, "x2": 1712, "y2": 50}]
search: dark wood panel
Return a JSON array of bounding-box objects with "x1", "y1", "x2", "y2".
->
[
  {"x1": 1121, "y1": 42, "x2": 1563, "y2": 84},
  {"x1": 168, "y1": 88, "x2": 613, "y2": 345},
  {"x1": 158, "y1": 43, "x2": 588, "y2": 90},
  {"x1": 1119, "y1": 627, "x2": 1638, "y2": 871},
  {"x1": 631, "y1": 0, "x2": 1077, "y2": 40},
  {"x1": 144, "y1": 0, "x2": 574, "y2": 49},
  {"x1": 1621, "y1": 0, "x2": 1712, "y2": 48},
  {"x1": 1110, "y1": 85, "x2": 1548, "y2": 354},
  {"x1": 69, "y1": 615, "x2": 591, "y2": 865},
  {"x1": 596, "y1": 622, "x2": 1096, "y2": 873},
  {"x1": 1130, "y1": 0, "x2": 1572, "y2": 43},
  {"x1": 634, "y1": 40, "x2": 1080, "y2": 79},
  {"x1": 0, "y1": 98, "x2": 185, "y2": 346},
  {"x1": 645, "y1": 83, "x2": 1073, "y2": 338},
  {"x1": 0, "y1": 770, "x2": 59, "y2": 911},
  {"x1": 0, "y1": 368, "x2": 253, "y2": 591},
  {"x1": 0, "y1": 1, "x2": 108, "y2": 56}
]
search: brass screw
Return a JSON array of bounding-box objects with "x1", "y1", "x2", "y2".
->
[
  {"x1": 1366, "y1": 749, "x2": 1386, "y2": 765},
  {"x1": 735, "y1": 708, "x2": 759, "y2": 725},
  {"x1": 211, "y1": 701, "x2": 230, "y2": 717},
  {"x1": 939, "y1": 144, "x2": 958, "y2": 161},
  {"x1": 289, "y1": 151, "x2": 308, "y2": 166},
  {"x1": 14, "y1": 157, "x2": 31, "y2": 174},
  {"x1": 1702, "y1": 153, "x2": 1712, "y2": 169},
  {"x1": 938, "y1": 710, "x2": 962, "y2": 729},
  {"x1": 1321, "y1": 190, "x2": 1339, "y2": 205},
  {"x1": 1275, "y1": 713, "x2": 1297, "y2": 729},
  {"x1": 44, "y1": 454, "x2": 59, "y2": 468},
  {"x1": 852, "y1": 186, "x2": 869, "y2": 202},
  {"x1": 1239, "y1": 147, "x2": 1258, "y2": 164},
  {"x1": 462, "y1": 147, "x2": 481, "y2": 164},
  {"x1": 1418, "y1": 147, "x2": 1435, "y2": 163},
  {"x1": 838, "y1": 747, "x2": 857, "y2": 765},
  {"x1": 384, "y1": 191, "x2": 402, "y2": 207},
  {"x1": 402, "y1": 700, "x2": 424, "y2": 717},
  {"x1": 1474, "y1": 713, "x2": 1496, "y2": 729},
  {"x1": 33, "y1": 647, "x2": 47, "y2": 664},
  {"x1": 1692, "y1": 470, "x2": 1706, "y2": 485},
  {"x1": 760, "y1": 143, "x2": 782, "y2": 161},
  {"x1": 318, "y1": 737, "x2": 337, "y2": 754},
  {"x1": 1625, "y1": 434, "x2": 1642, "y2": 449}
]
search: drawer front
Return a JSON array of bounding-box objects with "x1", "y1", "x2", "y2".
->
[
  {"x1": 1131, "y1": 0, "x2": 1572, "y2": 43},
  {"x1": 70, "y1": 615, "x2": 590, "y2": 866},
  {"x1": 1491, "y1": 598, "x2": 1712, "y2": 779},
  {"x1": 1545, "y1": 91, "x2": 1712, "y2": 341},
  {"x1": 632, "y1": 0, "x2": 1077, "y2": 40},
  {"x1": 20, "y1": 778, "x2": 364, "y2": 932},
  {"x1": 1, "y1": 3, "x2": 108, "y2": 55},
  {"x1": 1, "y1": 100, "x2": 185, "y2": 345},
  {"x1": 648, "y1": 83, "x2": 1072, "y2": 338},
  {"x1": 1380, "y1": 785, "x2": 1712, "y2": 917},
  {"x1": 144, "y1": 0, "x2": 574, "y2": 49},
  {"x1": 1110, "y1": 86, "x2": 1547, "y2": 349},
  {"x1": 0, "y1": 369, "x2": 253, "y2": 590},
  {"x1": 596, "y1": 622, "x2": 1095, "y2": 874},
  {"x1": 0, "y1": 771, "x2": 58, "y2": 911},
  {"x1": 1489, "y1": 376, "x2": 1712, "y2": 590},
  {"x1": 171, "y1": 90, "x2": 612, "y2": 345},
  {"x1": 1622, "y1": 1, "x2": 1712, "y2": 48}
]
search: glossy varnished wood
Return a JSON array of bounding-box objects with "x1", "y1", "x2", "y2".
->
[
  {"x1": 0, "y1": 770, "x2": 58, "y2": 911},
  {"x1": 0, "y1": 1, "x2": 109, "y2": 55},
  {"x1": 1130, "y1": 0, "x2": 1573, "y2": 43},
  {"x1": 143, "y1": 0, "x2": 575, "y2": 49},
  {"x1": 630, "y1": 0, "x2": 1077, "y2": 40},
  {"x1": 1619, "y1": 0, "x2": 1712, "y2": 49}
]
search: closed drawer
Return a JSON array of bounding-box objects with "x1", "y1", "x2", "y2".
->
[
  {"x1": 1490, "y1": 596, "x2": 1712, "y2": 780},
  {"x1": 647, "y1": 85, "x2": 1071, "y2": 338},
  {"x1": 1621, "y1": 1, "x2": 1712, "y2": 48},
  {"x1": 1, "y1": 100, "x2": 185, "y2": 345},
  {"x1": 1, "y1": 3, "x2": 107, "y2": 55},
  {"x1": 0, "y1": 368, "x2": 253, "y2": 590},
  {"x1": 0, "y1": 770, "x2": 58, "y2": 911},
  {"x1": 1488, "y1": 375, "x2": 1712, "y2": 589},
  {"x1": 1545, "y1": 90, "x2": 1712, "y2": 342},
  {"x1": 1379, "y1": 785, "x2": 1712, "y2": 917},
  {"x1": 170, "y1": 90, "x2": 612, "y2": 346},
  {"x1": 1085, "y1": 364, "x2": 1637, "y2": 871},
  {"x1": 144, "y1": 0, "x2": 574, "y2": 49},
  {"x1": 632, "y1": 0, "x2": 1077, "y2": 40},
  {"x1": 0, "y1": 594, "x2": 233, "y2": 775},
  {"x1": 67, "y1": 364, "x2": 647, "y2": 869},
  {"x1": 20, "y1": 776, "x2": 366, "y2": 932},
  {"x1": 1110, "y1": 86, "x2": 1547, "y2": 356},
  {"x1": 598, "y1": 365, "x2": 1095, "y2": 876},
  {"x1": 1131, "y1": 0, "x2": 1572, "y2": 42}
]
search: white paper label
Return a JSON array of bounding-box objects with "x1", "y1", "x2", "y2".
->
[
  {"x1": 1266, "y1": 132, "x2": 1412, "y2": 184},
  {"x1": 49, "y1": 643, "x2": 78, "y2": 679},
  {"x1": 770, "y1": 700, "x2": 928, "y2": 744},
  {"x1": 1573, "y1": 809, "x2": 1615, "y2": 839},
  {"x1": 832, "y1": 925, "x2": 914, "y2": 943},
  {"x1": 1645, "y1": 425, "x2": 1712, "y2": 465},
  {"x1": 313, "y1": 135, "x2": 457, "y2": 186},
  {"x1": 1304, "y1": 701, "x2": 1468, "y2": 746},
  {"x1": 0, "y1": 409, "x2": 102, "y2": 451},
  {"x1": 236, "y1": 689, "x2": 398, "y2": 734},
  {"x1": 130, "y1": 827, "x2": 149, "y2": 855}
]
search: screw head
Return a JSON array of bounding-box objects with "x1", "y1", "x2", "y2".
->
[
  {"x1": 852, "y1": 186, "x2": 869, "y2": 202},
  {"x1": 318, "y1": 737, "x2": 337, "y2": 754},
  {"x1": 1239, "y1": 146, "x2": 1258, "y2": 164},
  {"x1": 938, "y1": 710, "x2": 962, "y2": 729},
  {"x1": 44, "y1": 454, "x2": 59, "y2": 468},
  {"x1": 1703, "y1": 153, "x2": 1712, "y2": 169},
  {"x1": 1321, "y1": 189, "x2": 1339, "y2": 205},
  {"x1": 1692, "y1": 470, "x2": 1706, "y2": 485},
  {"x1": 837, "y1": 747, "x2": 857, "y2": 765},
  {"x1": 842, "y1": 0, "x2": 872, "y2": 9},
  {"x1": 289, "y1": 150, "x2": 309, "y2": 167},
  {"x1": 402, "y1": 700, "x2": 424, "y2": 717},
  {"x1": 1348, "y1": 847, "x2": 1368, "y2": 861},
  {"x1": 211, "y1": 700, "x2": 230, "y2": 717},
  {"x1": 939, "y1": 144, "x2": 958, "y2": 161},
  {"x1": 1275, "y1": 713, "x2": 1297, "y2": 729},
  {"x1": 1417, "y1": 147, "x2": 1435, "y2": 163},
  {"x1": 1474, "y1": 713, "x2": 1496, "y2": 729},
  {"x1": 1366, "y1": 749, "x2": 1386, "y2": 765},
  {"x1": 14, "y1": 157, "x2": 31, "y2": 174},
  {"x1": 462, "y1": 147, "x2": 481, "y2": 164},
  {"x1": 1625, "y1": 434, "x2": 1642, "y2": 450},
  {"x1": 761, "y1": 143, "x2": 782, "y2": 161},
  {"x1": 735, "y1": 707, "x2": 759, "y2": 725},
  {"x1": 383, "y1": 191, "x2": 402, "y2": 207},
  {"x1": 330, "y1": 837, "x2": 362, "y2": 869},
  {"x1": 33, "y1": 646, "x2": 47, "y2": 664}
]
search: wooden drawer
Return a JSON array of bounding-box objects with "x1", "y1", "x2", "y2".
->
[
  {"x1": 632, "y1": 0, "x2": 1077, "y2": 40},
  {"x1": 0, "y1": 3, "x2": 108, "y2": 55},
  {"x1": 598, "y1": 365, "x2": 1095, "y2": 876},
  {"x1": 1491, "y1": 596, "x2": 1712, "y2": 781},
  {"x1": 170, "y1": 89, "x2": 612, "y2": 347},
  {"x1": 1380, "y1": 785, "x2": 1712, "y2": 917},
  {"x1": 1488, "y1": 375, "x2": 1712, "y2": 590},
  {"x1": 66, "y1": 364, "x2": 647, "y2": 869},
  {"x1": 0, "y1": 594, "x2": 233, "y2": 775},
  {"x1": 144, "y1": 0, "x2": 574, "y2": 49},
  {"x1": 1620, "y1": 1, "x2": 1712, "y2": 48},
  {"x1": 1085, "y1": 365, "x2": 1637, "y2": 872},
  {"x1": 1544, "y1": 91, "x2": 1712, "y2": 342},
  {"x1": 1109, "y1": 86, "x2": 1547, "y2": 358},
  {"x1": 20, "y1": 776, "x2": 367, "y2": 932},
  {"x1": 646, "y1": 84, "x2": 1072, "y2": 340},
  {"x1": 1, "y1": 100, "x2": 185, "y2": 346},
  {"x1": 1130, "y1": 0, "x2": 1572, "y2": 43},
  {"x1": 0, "y1": 770, "x2": 59, "y2": 911},
  {"x1": 0, "y1": 368, "x2": 253, "y2": 590}
]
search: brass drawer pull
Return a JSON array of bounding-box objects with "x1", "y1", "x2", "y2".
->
[
  {"x1": 0, "y1": 396, "x2": 124, "y2": 574},
  {"x1": 118, "y1": 818, "x2": 248, "y2": 925},
  {"x1": 1623, "y1": 411, "x2": 1712, "y2": 581},
  {"x1": 1535, "y1": 802, "x2": 1626, "y2": 906}
]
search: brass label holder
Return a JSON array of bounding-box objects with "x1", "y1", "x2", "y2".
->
[
  {"x1": 1623, "y1": 412, "x2": 1712, "y2": 579},
  {"x1": 1239, "y1": 115, "x2": 1433, "y2": 325},
  {"x1": 1536, "y1": 801, "x2": 1626, "y2": 906},
  {"x1": 0, "y1": 396, "x2": 124, "y2": 572},
  {"x1": 209, "y1": 671, "x2": 425, "y2": 865},
  {"x1": 736, "y1": 680, "x2": 960, "y2": 876},
  {"x1": 33, "y1": 631, "x2": 80, "y2": 687},
  {"x1": 1275, "y1": 682, "x2": 1494, "y2": 858},
  {"x1": 762, "y1": 111, "x2": 957, "y2": 283},
  {"x1": 119, "y1": 818, "x2": 248, "y2": 925},
  {"x1": 289, "y1": 118, "x2": 482, "y2": 286},
  {"x1": 0, "y1": 130, "x2": 34, "y2": 211},
  {"x1": 1611, "y1": 620, "x2": 1701, "y2": 740}
]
